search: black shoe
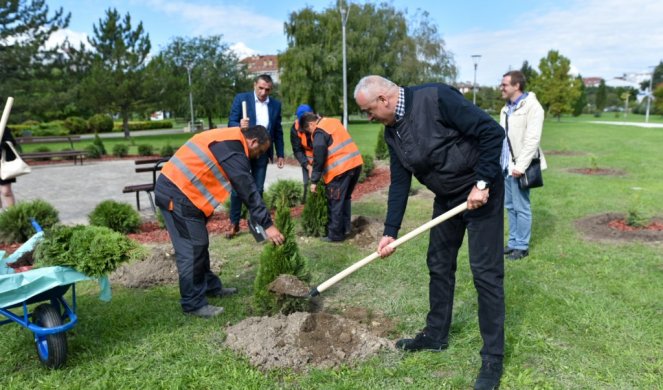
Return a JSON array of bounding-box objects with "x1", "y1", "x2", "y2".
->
[
  {"x1": 185, "y1": 304, "x2": 224, "y2": 318},
  {"x1": 503, "y1": 246, "x2": 515, "y2": 255},
  {"x1": 507, "y1": 249, "x2": 529, "y2": 260},
  {"x1": 474, "y1": 360, "x2": 503, "y2": 390},
  {"x1": 320, "y1": 236, "x2": 343, "y2": 243},
  {"x1": 395, "y1": 330, "x2": 448, "y2": 352},
  {"x1": 207, "y1": 287, "x2": 238, "y2": 298}
]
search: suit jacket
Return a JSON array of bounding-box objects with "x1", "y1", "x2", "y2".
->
[{"x1": 228, "y1": 91, "x2": 284, "y2": 160}]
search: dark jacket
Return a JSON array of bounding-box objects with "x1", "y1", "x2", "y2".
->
[
  {"x1": 228, "y1": 91, "x2": 284, "y2": 161},
  {"x1": 290, "y1": 124, "x2": 311, "y2": 168},
  {"x1": 383, "y1": 83, "x2": 504, "y2": 237}
]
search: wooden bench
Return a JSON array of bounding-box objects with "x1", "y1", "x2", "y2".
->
[
  {"x1": 16, "y1": 135, "x2": 86, "y2": 165},
  {"x1": 122, "y1": 158, "x2": 169, "y2": 212}
]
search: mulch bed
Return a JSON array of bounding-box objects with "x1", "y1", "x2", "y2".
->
[{"x1": 575, "y1": 213, "x2": 663, "y2": 243}]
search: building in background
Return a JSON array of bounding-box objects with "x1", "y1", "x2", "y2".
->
[{"x1": 240, "y1": 55, "x2": 279, "y2": 84}]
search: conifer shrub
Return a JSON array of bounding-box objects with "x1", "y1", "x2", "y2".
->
[
  {"x1": 92, "y1": 133, "x2": 107, "y2": 156},
  {"x1": 137, "y1": 144, "x2": 154, "y2": 156},
  {"x1": 35, "y1": 224, "x2": 145, "y2": 277},
  {"x1": 84, "y1": 144, "x2": 102, "y2": 159},
  {"x1": 263, "y1": 179, "x2": 303, "y2": 209},
  {"x1": 88, "y1": 200, "x2": 141, "y2": 234},
  {"x1": 112, "y1": 143, "x2": 129, "y2": 158},
  {"x1": 358, "y1": 154, "x2": 374, "y2": 183},
  {"x1": 0, "y1": 199, "x2": 60, "y2": 243},
  {"x1": 254, "y1": 196, "x2": 311, "y2": 315},
  {"x1": 375, "y1": 126, "x2": 389, "y2": 160},
  {"x1": 160, "y1": 144, "x2": 175, "y2": 157},
  {"x1": 88, "y1": 114, "x2": 114, "y2": 133},
  {"x1": 301, "y1": 183, "x2": 328, "y2": 237}
]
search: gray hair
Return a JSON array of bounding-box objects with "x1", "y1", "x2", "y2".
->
[{"x1": 353, "y1": 75, "x2": 398, "y2": 100}]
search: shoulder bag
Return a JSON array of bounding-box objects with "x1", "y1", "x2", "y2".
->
[{"x1": 1, "y1": 141, "x2": 31, "y2": 180}]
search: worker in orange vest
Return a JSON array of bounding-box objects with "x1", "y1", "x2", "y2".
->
[
  {"x1": 299, "y1": 112, "x2": 363, "y2": 242},
  {"x1": 155, "y1": 125, "x2": 284, "y2": 318},
  {"x1": 290, "y1": 104, "x2": 314, "y2": 202}
]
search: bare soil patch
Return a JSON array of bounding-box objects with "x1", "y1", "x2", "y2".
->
[
  {"x1": 545, "y1": 150, "x2": 587, "y2": 156},
  {"x1": 224, "y1": 310, "x2": 394, "y2": 371},
  {"x1": 567, "y1": 168, "x2": 626, "y2": 176},
  {"x1": 576, "y1": 213, "x2": 663, "y2": 243}
]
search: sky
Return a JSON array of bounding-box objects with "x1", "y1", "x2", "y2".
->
[{"x1": 46, "y1": 0, "x2": 663, "y2": 87}]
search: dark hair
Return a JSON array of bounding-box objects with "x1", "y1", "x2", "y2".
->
[
  {"x1": 242, "y1": 125, "x2": 271, "y2": 145},
  {"x1": 255, "y1": 74, "x2": 273, "y2": 85},
  {"x1": 298, "y1": 112, "x2": 319, "y2": 130},
  {"x1": 503, "y1": 70, "x2": 526, "y2": 92}
]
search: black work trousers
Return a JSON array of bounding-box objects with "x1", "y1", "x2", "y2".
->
[
  {"x1": 326, "y1": 166, "x2": 362, "y2": 241},
  {"x1": 425, "y1": 180, "x2": 505, "y2": 363},
  {"x1": 154, "y1": 183, "x2": 223, "y2": 313}
]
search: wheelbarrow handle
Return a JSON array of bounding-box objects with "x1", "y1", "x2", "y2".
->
[{"x1": 309, "y1": 202, "x2": 468, "y2": 297}]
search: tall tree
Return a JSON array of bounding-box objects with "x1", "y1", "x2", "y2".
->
[
  {"x1": 0, "y1": 0, "x2": 70, "y2": 122},
  {"x1": 81, "y1": 8, "x2": 150, "y2": 138},
  {"x1": 520, "y1": 60, "x2": 538, "y2": 86},
  {"x1": 640, "y1": 60, "x2": 663, "y2": 91},
  {"x1": 530, "y1": 50, "x2": 581, "y2": 120},
  {"x1": 595, "y1": 79, "x2": 607, "y2": 115},
  {"x1": 279, "y1": 2, "x2": 456, "y2": 116},
  {"x1": 572, "y1": 75, "x2": 587, "y2": 116}
]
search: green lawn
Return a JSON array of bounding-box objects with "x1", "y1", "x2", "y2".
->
[{"x1": 1, "y1": 118, "x2": 662, "y2": 388}]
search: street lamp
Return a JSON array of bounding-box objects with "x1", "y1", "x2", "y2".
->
[
  {"x1": 186, "y1": 63, "x2": 195, "y2": 131},
  {"x1": 645, "y1": 66, "x2": 654, "y2": 123},
  {"x1": 340, "y1": 1, "x2": 350, "y2": 129},
  {"x1": 471, "y1": 54, "x2": 482, "y2": 105}
]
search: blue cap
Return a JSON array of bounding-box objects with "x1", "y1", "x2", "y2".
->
[{"x1": 295, "y1": 104, "x2": 313, "y2": 119}]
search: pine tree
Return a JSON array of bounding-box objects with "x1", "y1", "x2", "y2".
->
[
  {"x1": 301, "y1": 183, "x2": 328, "y2": 237},
  {"x1": 253, "y1": 195, "x2": 311, "y2": 315}
]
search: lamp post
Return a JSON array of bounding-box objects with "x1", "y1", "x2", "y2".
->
[
  {"x1": 340, "y1": 2, "x2": 350, "y2": 129},
  {"x1": 471, "y1": 54, "x2": 482, "y2": 105},
  {"x1": 645, "y1": 66, "x2": 654, "y2": 123},
  {"x1": 186, "y1": 63, "x2": 195, "y2": 131}
]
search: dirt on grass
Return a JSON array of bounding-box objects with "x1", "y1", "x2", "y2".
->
[
  {"x1": 224, "y1": 309, "x2": 395, "y2": 371},
  {"x1": 576, "y1": 213, "x2": 663, "y2": 243},
  {"x1": 567, "y1": 167, "x2": 626, "y2": 175}
]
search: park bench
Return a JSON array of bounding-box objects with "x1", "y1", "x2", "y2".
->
[
  {"x1": 122, "y1": 157, "x2": 169, "y2": 212},
  {"x1": 16, "y1": 135, "x2": 86, "y2": 165}
]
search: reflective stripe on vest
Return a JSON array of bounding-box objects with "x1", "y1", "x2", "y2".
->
[
  {"x1": 316, "y1": 117, "x2": 363, "y2": 184},
  {"x1": 161, "y1": 127, "x2": 248, "y2": 216}
]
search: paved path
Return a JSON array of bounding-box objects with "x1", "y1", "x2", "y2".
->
[
  {"x1": 12, "y1": 160, "x2": 303, "y2": 225},
  {"x1": 589, "y1": 120, "x2": 663, "y2": 128}
]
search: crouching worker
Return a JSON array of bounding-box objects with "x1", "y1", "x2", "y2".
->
[
  {"x1": 155, "y1": 125, "x2": 285, "y2": 318},
  {"x1": 299, "y1": 112, "x2": 363, "y2": 242}
]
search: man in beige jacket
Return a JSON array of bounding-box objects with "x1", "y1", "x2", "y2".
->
[{"x1": 500, "y1": 70, "x2": 547, "y2": 260}]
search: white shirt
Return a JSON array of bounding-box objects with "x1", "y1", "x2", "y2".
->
[{"x1": 254, "y1": 93, "x2": 270, "y2": 129}]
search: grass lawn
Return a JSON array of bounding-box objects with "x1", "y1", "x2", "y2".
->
[{"x1": 1, "y1": 118, "x2": 662, "y2": 388}]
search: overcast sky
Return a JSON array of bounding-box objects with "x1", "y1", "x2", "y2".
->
[{"x1": 46, "y1": 0, "x2": 663, "y2": 86}]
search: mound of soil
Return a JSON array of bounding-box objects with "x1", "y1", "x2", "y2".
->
[
  {"x1": 567, "y1": 168, "x2": 625, "y2": 175},
  {"x1": 224, "y1": 311, "x2": 394, "y2": 371},
  {"x1": 346, "y1": 215, "x2": 384, "y2": 249},
  {"x1": 576, "y1": 213, "x2": 663, "y2": 243}
]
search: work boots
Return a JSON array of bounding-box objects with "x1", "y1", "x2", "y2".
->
[
  {"x1": 225, "y1": 223, "x2": 240, "y2": 239},
  {"x1": 395, "y1": 329, "x2": 448, "y2": 352}
]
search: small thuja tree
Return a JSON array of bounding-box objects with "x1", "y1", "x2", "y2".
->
[
  {"x1": 301, "y1": 183, "x2": 328, "y2": 237},
  {"x1": 375, "y1": 126, "x2": 389, "y2": 160},
  {"x1": 254, "y1": 195, "x2": 311, "y2": 315}
]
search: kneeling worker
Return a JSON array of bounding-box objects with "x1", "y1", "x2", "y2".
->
[
  {"x1": 299, "y1": 112, "x2": 363, "y2": 242},
  {"x1": 155, "y1": 125, "x2": 284, "y2": 318}
]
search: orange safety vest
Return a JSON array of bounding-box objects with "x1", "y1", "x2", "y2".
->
[
  {"x1": 294, "y1": 121, "x2": 314, "y2": 165},
  {"x1": 161, "y1": 127, "x2": 248, "y2": 217},
  {"x1": 316, "y1": 117, "x2": 363, "y2": 184}
]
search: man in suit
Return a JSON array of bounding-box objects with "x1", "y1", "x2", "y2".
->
[{"x1": 225, "y1": 74, "x2": 284, "y2": 238}]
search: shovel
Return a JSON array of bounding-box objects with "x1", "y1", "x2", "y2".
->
[{"x1": 308, "y1": 202, "x2": 468, "y2": 297}]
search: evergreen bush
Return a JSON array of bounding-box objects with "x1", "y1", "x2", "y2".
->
[
  {"x1": 375, "y1": 126, "x2": 389, "y2": 160},
  {"x1": 301, "y1": 183, "x2": 328, "y2": 237},
  {"x1": 254, "y1": 196, "x2": 311, "y2": 315},
  {"x1": 88, "y1": 114, "x2": 114, "y2": 133},
  {"x1": 112, "y1": 143, "x2": 129, "y2": 158},
  {"x1": 263, "y1": 179, "x2": 303, "y2": 209},
  {"x1": 160, "y1": 144, "x2": 175, "y2": 157},
  {"x1": 64, "y1": 116, "x2": 89, "y2": 134},
  {"x1": 92, "y1": 133, "x2": 107, "y2": 156},
  {"x1": 0, "y1": 199, "x2": 60, "y2": 243},
  {"x1": 137, "y1": 144, "x2": 154, "y2": 156},
  {"x1": 358, "y1": 154, "x2": 374, "y2": 183},
  {"x1": 35, "y1": 224, "x2": 145, "y2": 277},
  {"x1": 88, "y1": 200, "x2": 141, "y2": 234},
  {"x1": 84, "y1": 144, "x2": 102, "y2": 159}
]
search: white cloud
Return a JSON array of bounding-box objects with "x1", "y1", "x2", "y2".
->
[
  {"x1": 230, "y1": 42, "x2": 257, "y2": 59},
  {"x1": 45, "y1": 28, "x2": 88, "y2": 49},
  {"x1": 448, "y1": 0, "x2": 663, "y2": 86}
]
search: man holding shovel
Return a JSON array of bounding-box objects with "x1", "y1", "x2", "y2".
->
[
  {"x1": 155, "y1": 125, "x2": 284, "y2": 318},
  {"x1": 354, "y1": 76, "x2": 505, "y2": 390}
]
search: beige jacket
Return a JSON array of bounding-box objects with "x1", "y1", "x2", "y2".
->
[{"x1": 500, "y1": 92, "x2": 547, "y2": 173}]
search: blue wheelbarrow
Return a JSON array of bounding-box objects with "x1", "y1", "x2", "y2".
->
[{"x1": 0, "y1": 221, "x2": 110, "y2": 368}]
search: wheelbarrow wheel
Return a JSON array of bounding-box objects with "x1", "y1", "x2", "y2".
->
[{"x1": 33, "y1": 304, "x2": 68, "y2": 369}]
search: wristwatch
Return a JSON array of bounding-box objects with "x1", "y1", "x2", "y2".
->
[{"x1": 476, "y1": 180, "x2": 488, "y2": 190}]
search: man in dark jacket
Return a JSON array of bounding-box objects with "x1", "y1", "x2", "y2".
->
[
  {"x1": 290, "y1": 104, "x2": 314, "y2": 202},
  {"x1": 354, "y1": 75, "x2": 505, "y2": 390}
]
